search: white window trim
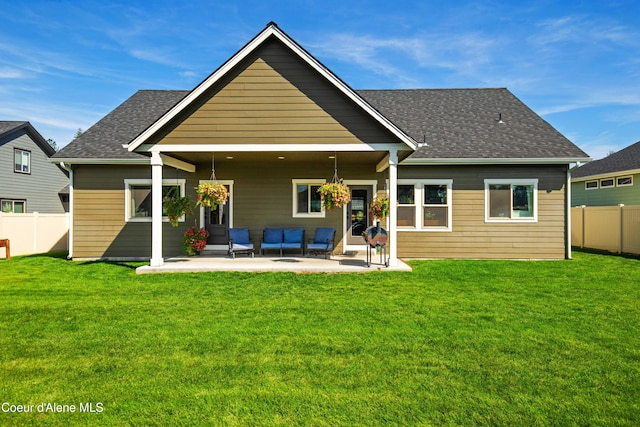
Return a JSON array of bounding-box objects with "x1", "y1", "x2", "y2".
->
[
  {"x1": 292, "y1": 179, "x2": 325, "y2": 218},
  {"x1": 585, "y1": 180, "x2": 599, "y2": 190},
  {"x1": 14, "y1": 148, "x2": 31, "y2": 174},
  {"x1": 397, "y1": 179, "x2": 453, "y2": 232},
  {"x1": 124, "y1": 178, "x2": 186, "y2": 223},
  {"x1": 1, "y1": 199, "x2": 26, "y2": 213},
  {"x1": 484, "y1": 179, "x2": 538, "y2": 223},
  {"x1": 616, "y1": 176, "x2": 633, "y2": 187},
  {"x1": 600, "y1": 178, "x2": 615, "y2": 189}
]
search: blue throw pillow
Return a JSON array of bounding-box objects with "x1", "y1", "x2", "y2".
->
[
  {"x1": 264, "y1": 228, "x2": 283, "y2": 243},
  {"x1": 284, "y1": 228, "x2": 303, "y2": 243},
  {"x1": 314, "y1": 228, "x2": 334, "y2": 243},
  {"x1": 229, "y1": 228, "x2": 250, "y2": 244}
]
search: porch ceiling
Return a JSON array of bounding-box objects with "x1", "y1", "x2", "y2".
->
[{"x1": 166, "y1": 150, "x2": 390, "y2": 165}]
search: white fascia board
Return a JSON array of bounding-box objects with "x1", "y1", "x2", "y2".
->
[
  {"x1": 571, "y1": 168, "x2": 640, "y2": 183},
  {"x1": 127, "y1": 24, "x2": 417, "y2": 153},
  {"x1": 401, "y1": 157, "x2": 592, "y2": 166},
  {"x1": 148, "y1": 143, "x2": 403, "y2": 153},
  {"x1": 50, "y1": 158, "x2": 150, "y2": 165}
]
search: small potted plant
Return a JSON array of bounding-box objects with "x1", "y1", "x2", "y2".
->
[
  {"x1": 317, "y1": 179, "x2": 351, "y2": 210},
  {"x1": 195, "y1": 182, "x2": 228, "y2": 208},
  {"x1": 182, "y1": 226, "x2": 209, "y2": 256},
  {"x1": 163, "y1": 195, "x2": 192, "y2": 227},
  {"x1": 369, "y1": 196, "x2": 389, "y2": 221}
]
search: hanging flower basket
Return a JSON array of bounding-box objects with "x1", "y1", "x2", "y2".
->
[
  {"x1": 163, "y1": 195, "x2": 192, "y2": 227},
  {"x1": 318, "y1": 180, "x2": 351, "y2": 210},
  {"x1": 369, "y1": 196, "x2": 389, "y2": 221},
  {"x1": 182, "y1": 226, "x2": 209, "y2": 256},
  {"x1": 195, "y1": 182, "x2": 228, "y2": 208}
]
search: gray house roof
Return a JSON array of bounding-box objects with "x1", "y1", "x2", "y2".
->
[
  {"x1": 572, "y1": 140, "x2": 640, "y2": 179},
  {"x1": 55, "y1": 90, "x2": 189, "y2": 160},
  {"x1": 358, "y1": 88, "x2": 588, "y2": 160},
  {"x1": 0, "y1": 120, "x2": 55, "y2": 156},
  {"x1": 55, "y1": 88, "x2": 588, "y2": 163}
]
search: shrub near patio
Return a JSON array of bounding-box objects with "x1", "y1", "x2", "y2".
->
[{"x1": 0, "y1": 251, "x2": 639, "y2": 425}]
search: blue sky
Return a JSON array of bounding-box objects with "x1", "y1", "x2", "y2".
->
[{"x1": 1, "y1": 0, "x2": 639, "y2": 160}]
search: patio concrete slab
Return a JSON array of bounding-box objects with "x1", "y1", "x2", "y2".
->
[{"x1": 136, "y1": 252, "x2": 411, "y2": 274}]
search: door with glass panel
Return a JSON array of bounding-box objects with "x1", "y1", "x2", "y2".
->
[
  {"x1": 205, "y1": 185, "x2": 230, "y2": 245},
  {"x1": 346, "y1": 186, "x2": 372, "y2": 245}
]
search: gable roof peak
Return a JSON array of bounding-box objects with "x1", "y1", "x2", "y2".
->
[{"x1": 125, "y1": 23, "x2": 417, "y2": 152}]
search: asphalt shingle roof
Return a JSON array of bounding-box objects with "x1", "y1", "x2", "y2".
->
[
  {"x1": 54, "y1": 88, "x2": 588, "y2": 161},
  {"x1": 572, "y1": 140, "x2": 640, "y2": 178},
  {"x1": 0, "y1": 121, "x2": 28, "y2": 137},
  {"x1": 357, "y1": 88, "x2": 588, "y2": 159},
  {"x1": 54, "y1": 90, "x2": 188, "y2": 159}
]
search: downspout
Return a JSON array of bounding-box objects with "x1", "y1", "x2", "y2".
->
[{"x1": 60, "y1": 162, "x2": 73, "y2": 260}]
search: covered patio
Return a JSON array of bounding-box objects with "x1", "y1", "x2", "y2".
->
[{"x1": 136, "y1": 251, "x2": 412, "y2": 274}]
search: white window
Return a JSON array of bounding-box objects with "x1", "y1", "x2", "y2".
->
[
  {"x1": 397, "y1": 180, "x2": 452, "y2": 231},
  {"x1": 124, "y1": 179, "x2": 186, "y2": 222},
  {"x1": 1, "y1": 199, "x2": 26, "y2": 213},
  {"x1": 14, "y1": 149, "x2": 30, "y2": 174},
  {"x1": 585, "y1": 180, "x2": 598, "y2": 190},
  {"x1": 616, "y1": 176, "x2": 633, "y2": 187},
  {"x1": 485, "y1": 179, "x2": 538, "y2": 222},
  {"x1": 600, "y1": 178, "x2": 614, "y2": 188},
  {"x1": 397, "y1": 184, "x2": 416, "y2": 227},
  {"x1": 292, "y1": 180, "x2": 325, "y2": 218}
]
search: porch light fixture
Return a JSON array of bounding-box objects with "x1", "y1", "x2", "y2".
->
[
  {"x1": 226, "y1": 156, "x2": 234, "y2": 160},
  {"x1": 278, "y1": 156, "x2": 286, "y2": 160}
]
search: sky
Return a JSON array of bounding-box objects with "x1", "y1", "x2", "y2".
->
[{"x1": 1, "y1": 0, "x2": 639, "y2": 160}]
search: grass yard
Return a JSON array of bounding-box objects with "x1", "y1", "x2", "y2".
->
[{"x1": 0, "y1": 251, "x2": 639, "y2": 426}]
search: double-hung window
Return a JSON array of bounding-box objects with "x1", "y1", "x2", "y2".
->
[
  {"x1": 397, "y1": 184, "x2": 416, "y2": 227},
  {"x1": 14, "y1": 149, "x2": 30, "y2": 174},
  {"x1": 292, "y1": 180, "x2": 324, "y2": 218},
  {"x1": 485, "y1": 179, "x2": 538, "y2": 222},
  {"x1": 397, "y1": 180, "x2": 452, "y2": 231},
  {"x1": 125, "y1": 179, "x2": 185, "y2": 222}
]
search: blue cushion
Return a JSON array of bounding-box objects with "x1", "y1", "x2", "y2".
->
[
  {"x1": 231, "y1": 243, "x2": 254, "y2": 251},
  {"x1": 284, "y1": 228, "x2": 303, "y2": 243},
  {"x1": 264, "y1": 228, "x2": 283, "y2": 243},
  {"x1": 260, "y1": 243, "x2": 281, "y2": 249},
  {"x1": 314, "y1": 228, "x2": 335, "y2": 244},
  {"x1": 282, "y1": 242, "x2": 302, "y2": 249},
  {"x1": 307, "y1": 243, "x2": 333, "y2": 251},
  {"x1": 229, "y1": 228, "x2": 250, "y2": 244}
]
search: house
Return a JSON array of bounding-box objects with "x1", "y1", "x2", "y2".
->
[
  {"x1": 52, "y1": 23, "x2": 589, "y2": 266},
  {"x1": 0, "y1": 121, "x2": 69, "y2": 213},
  {"x1": 571, "y1": 140, "x2": 640, "y2": 206}
]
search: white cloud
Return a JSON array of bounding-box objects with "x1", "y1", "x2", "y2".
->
[{"x1": 0, "y1": 67, "x2": 24, "y2": 78}]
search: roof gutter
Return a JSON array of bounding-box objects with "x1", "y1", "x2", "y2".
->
[
  {"x1": 401, "y1": 157, "x2": 592, "y2": 165},
  {"x1": 50, "y1": 158, "x2": 151, "y2": 165}
]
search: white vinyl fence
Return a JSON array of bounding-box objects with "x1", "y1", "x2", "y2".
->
[
  {"x1": 571, "y1": 205, "x2": 640, "y2": 255},
  {"x1": 0, "y1": 212, "x2": 69, "y2": 257}
]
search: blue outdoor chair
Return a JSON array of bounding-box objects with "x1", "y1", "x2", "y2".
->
[
  {"x1": 306, "y1": 227, "x2": 336, "y2": 259},
  {"x1": 228, "y1": 228, "x2": 254, "y2": 258}
]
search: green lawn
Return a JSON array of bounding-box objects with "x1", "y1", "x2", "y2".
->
[{"x1": 1, "y1": 252, "x2": 638, "y2": 426}]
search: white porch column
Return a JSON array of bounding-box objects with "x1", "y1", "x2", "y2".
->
[
  {"x1": 150, "y1": 152, "x2": 164, "y2": 267},
  {"x1": 388, "y1": 149, "x2": 399, "y2": 267}
]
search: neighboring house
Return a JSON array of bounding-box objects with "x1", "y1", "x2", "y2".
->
[
  {"x1": 571, "y1": 140, "x2": 640, "y2": 206},
  {"x1": 0, "y1": 121, "x2": 69, "y2": 213},
  {"x1": 52, "y1": 23, "x2": 589, "y2": 265}
]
